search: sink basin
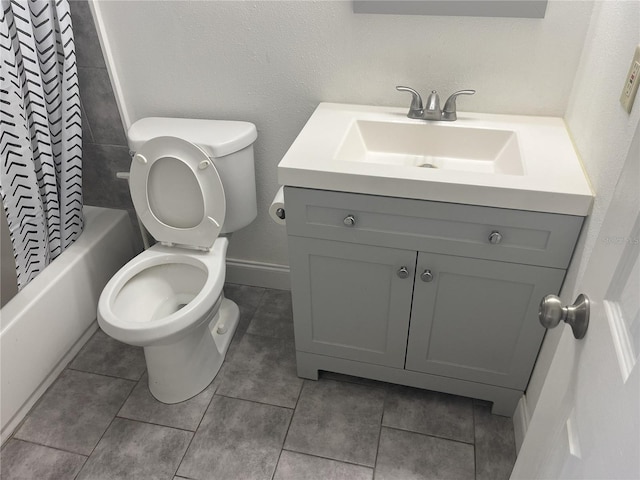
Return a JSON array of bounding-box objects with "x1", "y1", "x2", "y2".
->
[
  {"x1": 278, "y1": 103, "x2": 593, "y2": 216},
  {"x1": 334, "y1": 120, "x2": 524, "y2": 175}
]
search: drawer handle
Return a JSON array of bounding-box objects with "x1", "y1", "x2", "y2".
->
[
  {"x1": 343, "y1": 214, "x2": 356, "y2": 226},
  {"x1": 397, "y1": 266, "x2": 410, "y2": 279},
  {"x1": 420, "y1": 269, "x2": 434, "y2": 282},
  {"x1": 488, "y1": 231, "x2": 503, "y2": 244}
]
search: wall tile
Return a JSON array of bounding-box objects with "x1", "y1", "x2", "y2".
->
[
  {"x1": 80, "y1": 98, "x2": 94, "y2": 144},
  {"x1": 69, "y1": 0, "x2": 106, "y2": 69},
  {"x1": 78, "y1": 67, "x2": 127, "y2": 146},
  {"x1": 82, "y1": 143, "x2": 132, "y2": 209}
]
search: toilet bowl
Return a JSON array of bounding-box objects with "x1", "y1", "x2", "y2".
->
[{"x1": 97, "y1": 118, "x2": 257, "y2": 403}]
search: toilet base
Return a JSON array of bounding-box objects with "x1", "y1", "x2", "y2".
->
[{"x1": 143, "y1": 297, "x2": 239, "y2": 404}]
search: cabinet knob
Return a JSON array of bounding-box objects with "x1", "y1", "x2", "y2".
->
[
  {"x1": 420, "y1": 269, "x2": 434, "y2": 282},
  {"x1": 397, "y1": 266, "x2": 410, "y2": 279},
  {"x1": 343, "y1": 214, "x2": 356, "y2": 226},
  {"x1": 488, "y1": 231, "x2": 503, "y2": 244}
]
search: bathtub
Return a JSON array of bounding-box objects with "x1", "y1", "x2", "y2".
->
[{"x1": 0, "y1": 206, "x2": 138, "y2": 443}]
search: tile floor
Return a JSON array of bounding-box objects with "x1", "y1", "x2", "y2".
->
[{"x1": 1, "y1": 284, "x2": 516, "y2": 480}]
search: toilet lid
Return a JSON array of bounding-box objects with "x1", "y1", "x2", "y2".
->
[{"x1": 129, "y1": 136, "x2": 225, "y2": 249}]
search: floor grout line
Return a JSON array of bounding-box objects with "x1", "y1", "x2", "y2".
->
[
  {"x1": 380, "y1": 424, "x2": 477, "y2": 447},
  {"x1": 73, "y1": 378, "x2": 138, "y2": 477},
  {"x1": 372, "y1": 386, "x2": 388, "y2": 479},
  {"x1": 213, "y1": 391, "x2": 297, "y2": 411},
  {"x1": 173, "y1": 370, "x2": 227, "y2": 478},
  {"x1": 3, "y1": 437, "x2": 88, "y2": 459},
  {"x1": 268, "y1": 373, "x2": 309, "y2": 480},
  {"x1": 65, "y1": 365, "x2": 144, "y2": 383},
  {"x1": 280, "y1": 448, "x2": 377, "y2": 471},
  {"x1": 473, "y1": 401, "x2": 479, "y2": 480},
  {"x1": 113, "y1": 415, "x2": 198, "y2": 434}
]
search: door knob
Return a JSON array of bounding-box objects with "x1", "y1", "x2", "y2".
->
[
  {"x1": 397, "y1": 266, "x2": 410, "y2": 279},
  {"x1": 538, "y1": 294, "x2": 590, "y2": 339}
]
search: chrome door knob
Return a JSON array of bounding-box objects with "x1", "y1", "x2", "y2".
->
[
  {"x1": 420, "y1": 269, "x2": 434, "y2": 282},
  {"x1": 343, "y1": 215, "x2": 356, "y2": 226},
  {"x1": 397, "y1": 266, "x2": 410, "y2": 279},
  {"x1": 488, "y1": 231, "x2": 503, "y2": 244},
  {"x1": 538, "y1": 294, "x2": 590, "y2": 339}
]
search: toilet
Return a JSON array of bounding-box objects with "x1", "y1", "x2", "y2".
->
[{"x1": 97, "y1": 117, "x2": 257, "y2": 403}]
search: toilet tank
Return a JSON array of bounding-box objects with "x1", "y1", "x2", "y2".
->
[{"x1": 128, "y1": 117, "x2": 258, "y2": 234}]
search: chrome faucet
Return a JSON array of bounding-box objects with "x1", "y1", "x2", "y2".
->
[{"x1": 395, "y1": 86, "x2": 475, "y2": 121}]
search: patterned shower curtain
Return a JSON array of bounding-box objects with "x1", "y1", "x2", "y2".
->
[{"x1": 0, "y1": 0, "x2": 83, "y2": 289}]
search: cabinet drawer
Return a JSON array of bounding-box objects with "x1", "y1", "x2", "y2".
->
[{"x1": 285, "y1": 187, "x2": 583, "y2": 268}]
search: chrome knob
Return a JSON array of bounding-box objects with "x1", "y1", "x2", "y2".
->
[
  {"x1": 420, "y1": 269, "x2": 434, "y2": 282},
  {"x1": 488, "y1": 231, "x2": 503, "y2": 244},
  {"x1": 538, "y1": 294, "x2": 590, "y2": 339},
  {"x1": 397, "y1": 266, "x2": 410, "y2": 279},
  {"x1": 343, "y1": 215, "x2": 356, "y2": 226}
]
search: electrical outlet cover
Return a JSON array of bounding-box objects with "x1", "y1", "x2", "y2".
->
[{"x1": 620, "y1": 45, "x2": 640, "y2": 113}]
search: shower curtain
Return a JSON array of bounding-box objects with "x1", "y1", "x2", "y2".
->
[{"x1": 0, "y1": 0, "x2": 83, "y2": 289}]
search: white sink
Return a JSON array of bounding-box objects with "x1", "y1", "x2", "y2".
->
[
  {"x1": 278, "y1": 103, "x2": 593, "y2": 215},
  {"x1": 335, "y1": 120, "x2": 524, "y2": 175}
]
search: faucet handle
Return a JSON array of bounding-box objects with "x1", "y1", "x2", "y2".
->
[
  {"x1": 442, "y1": 90, "x2": 476, "y2": 121},
  {"x1": 396, "y1": 86, "x2": 423, "y2": 119}
]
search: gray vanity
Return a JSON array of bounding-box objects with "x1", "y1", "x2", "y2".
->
[{"x1": 278, "y1": 103, "x2": 592, "y2": 416}]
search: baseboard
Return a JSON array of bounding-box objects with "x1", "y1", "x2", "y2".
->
[
  {"x1": 226, "y1": 258, "x2": 290, "y2": 290},
  {"x1": 512, "y1": 394, "x2": 530, "y2": 454},
  {"x1": 1, "y1": 322, "x2": 99, "y2": 446}
]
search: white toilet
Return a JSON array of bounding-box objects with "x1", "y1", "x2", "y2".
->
[{"x1": 97, "y1": 117, "x2": 257, "y2": 403}]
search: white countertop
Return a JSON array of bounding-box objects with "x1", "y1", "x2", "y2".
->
[{"x1": 277, "y1": 103, "x2": 593, "y2": 216}]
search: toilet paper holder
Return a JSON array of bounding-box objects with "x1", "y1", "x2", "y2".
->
[{"x1": 269, "y1": 186, "x2": 287, "y2": 225}]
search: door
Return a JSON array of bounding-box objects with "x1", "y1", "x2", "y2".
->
[
  {"x1": 512, "y1": 127, "x2": 640, "y2": 478},
  {"x1": 406, "y1": 252, "x2": 564, "y2": 390},
  {"x1": 288, "y1": 236, "x2": 416, "y2": 368}
]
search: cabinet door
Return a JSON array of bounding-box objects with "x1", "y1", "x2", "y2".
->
[
  {"x1": 406, "y1": 252, "x2": 565, "y2": 390},
  {"x1": 288, "y1": 236, "x2": 416, "y2": 368}
]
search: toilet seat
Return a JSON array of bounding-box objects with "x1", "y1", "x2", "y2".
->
[
  {"x1": 129, "y1": 136, "x2": 226, "y2": 249},
  {"x1": 98, "y1": 238, "x2": 228, "y2": 346}
]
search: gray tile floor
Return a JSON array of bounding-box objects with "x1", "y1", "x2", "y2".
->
[{"x1": 1, "y1": 284, "x2": 516, "y2": 480}]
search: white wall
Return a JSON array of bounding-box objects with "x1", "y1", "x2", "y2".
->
[
  {"x1": 93, "y1": 0, "x2": 593, "y2": 267},
  {"x1": 524, "y1": 0, "x2": 640, "y2": 419}
]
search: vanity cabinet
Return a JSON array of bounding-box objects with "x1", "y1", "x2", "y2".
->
[{"x1": 285, "y1": 187, "x2": 583, "y2": 415}]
